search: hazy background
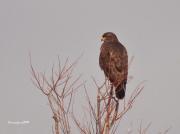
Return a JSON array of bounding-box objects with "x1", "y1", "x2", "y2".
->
[{"x1": 0, "y1": 0, "x2": 180, "y2": 133}]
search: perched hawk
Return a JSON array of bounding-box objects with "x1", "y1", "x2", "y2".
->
[{"x1": 99, "y1": 32, "x2": 128, "y2": 99}]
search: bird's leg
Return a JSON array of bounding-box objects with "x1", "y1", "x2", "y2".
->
[
  {"x1": 110, "y1": 83, "x2": 113, "y2": 96},
  {"x1": 110, "y1": 83, "x2": 119, "y2": 102},
  {"x1": 105, "y1": 83, "x2": 113, "y2": 108},
  {"x1": 112, "y1": 96, "x2": 118, "y2": 103}
]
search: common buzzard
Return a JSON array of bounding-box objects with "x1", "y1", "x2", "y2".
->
[{"x1": 99, "y1": 32, "x2": 128, "y2": 99}]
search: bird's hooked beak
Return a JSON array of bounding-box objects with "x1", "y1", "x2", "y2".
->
[{"x1": 101, "y1": 37, "x2": 105, "y2": 42}]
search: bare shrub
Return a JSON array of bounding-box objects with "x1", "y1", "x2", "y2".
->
[{"x1": 30, "y1": 56, "x2": 168, "y2": 134}]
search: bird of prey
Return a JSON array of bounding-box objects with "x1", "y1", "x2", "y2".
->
[{"x1": 99, "y1": 32, "x2": 128, "y2": 99}]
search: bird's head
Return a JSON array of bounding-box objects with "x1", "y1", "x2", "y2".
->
[{"x1": 101, "y1": 32, "x2": 119, "y2": 43}]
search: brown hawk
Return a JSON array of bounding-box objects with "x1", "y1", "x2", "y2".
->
[{"x1": 99, "y1": 32, "x2": 128, "y2": 99}]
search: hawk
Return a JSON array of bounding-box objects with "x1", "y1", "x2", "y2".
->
[{"x1": 99, "y1": 32, "x2": 128, "y2": 99}]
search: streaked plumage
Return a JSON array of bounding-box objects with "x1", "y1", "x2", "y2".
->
[{"x1": 99, "y1": 32, "x2": 128, "y2": 99}]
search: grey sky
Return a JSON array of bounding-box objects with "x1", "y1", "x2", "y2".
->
[{"x1": 0, "y1": 0, "x2": 180, "y2": 133}]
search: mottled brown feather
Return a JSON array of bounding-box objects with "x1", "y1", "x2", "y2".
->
[{"x1": 99, "y1": 32, "x2": 128, "y2": 99}]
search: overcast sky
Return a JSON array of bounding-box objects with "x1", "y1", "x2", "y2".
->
[{"x1": 0, "y1": 0, "x2": 180, "y2": 133}]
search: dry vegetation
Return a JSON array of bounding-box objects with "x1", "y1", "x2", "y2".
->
[{"x1": 30, "y1": 56, "x2": 169, "y2": 134}]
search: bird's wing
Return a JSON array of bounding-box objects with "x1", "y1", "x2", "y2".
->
[
  {"x1": 99, "y1": 45, "x2": 110, "y2": 70},
  {"x1": 111, "y1": 45, "x2": 128, "y2": 77}
]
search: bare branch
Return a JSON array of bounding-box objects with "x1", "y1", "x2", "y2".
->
[
  {"x1": 30, "y1": 55, "x2": 166, "y2": 134},
  {"x1": 30, "y1": 56, "x2": 82, "y2": 134}
]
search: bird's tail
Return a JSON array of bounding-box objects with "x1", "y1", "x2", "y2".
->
[{"x1": 115, "y1": 80, "x2": 127, "y2": 99}]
